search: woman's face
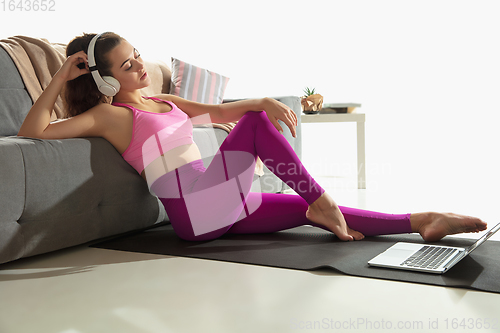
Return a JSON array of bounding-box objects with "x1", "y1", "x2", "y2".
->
[{"x1": 108, "y1": 40, "x2": 151, "y2": 91}]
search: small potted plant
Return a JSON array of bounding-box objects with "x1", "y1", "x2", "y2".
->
[{"x1": 301, "y1": 87, "x2": 323, "y2": 114}]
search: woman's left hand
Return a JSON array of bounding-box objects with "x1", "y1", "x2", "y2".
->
[{"x1": 262, "y1": 97, "x2": 298, "y2": 138}]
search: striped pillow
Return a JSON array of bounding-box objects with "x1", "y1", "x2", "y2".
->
[{"x1": 170, "y1": 58, "x2": 230, "y2": 104}]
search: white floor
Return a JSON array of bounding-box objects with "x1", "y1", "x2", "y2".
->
[
  {"x1": 1, "y1": 183, "x2": 499, "y2": 333},
  {"x1": 2, "y1": 124, "x2": 500, "y2": 333}
]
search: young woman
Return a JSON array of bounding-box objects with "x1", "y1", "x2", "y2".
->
[{"x1": 18, "y1": 32, "x2": 487, "y2": 242}]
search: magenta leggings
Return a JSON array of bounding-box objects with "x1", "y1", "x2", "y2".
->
[{"x1": 151, "y1": 111, "x2": 412, "y2": 241}]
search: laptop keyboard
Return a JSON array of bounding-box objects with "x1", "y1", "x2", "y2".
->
[{"x1": 401, "y1": 246, "x2": 457, "y2": 269}]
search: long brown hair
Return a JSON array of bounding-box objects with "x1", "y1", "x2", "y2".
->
[{"x1": 63, "y1": 32, "x2": 124, "y2": 117}]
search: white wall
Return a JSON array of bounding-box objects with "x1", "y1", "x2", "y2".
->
[{"x1": 2, "y1": 0, "x2": 499, "y2": 204}]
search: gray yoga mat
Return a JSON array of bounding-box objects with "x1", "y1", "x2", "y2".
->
[{"x1": 91, "y1": 224, "x2": 500, "y2": 294}]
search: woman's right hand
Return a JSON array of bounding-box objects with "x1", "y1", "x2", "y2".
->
[
  {"x1": 18, "y1": 51, "x2": 94, "y2": 139},
  {"x1": 55, "y1": 50, "x2": 90, "y2": 82}
]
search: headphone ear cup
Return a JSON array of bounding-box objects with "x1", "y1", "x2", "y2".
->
[
  {"x1": 101, "y1": 76, "x2": 121, "y2": 96},
  {"x1": 88, "y1": 33, "x2": 122, "y2": 97}
]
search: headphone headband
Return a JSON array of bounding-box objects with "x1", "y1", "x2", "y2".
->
[
  {"x1": 87, "y1": 33, "x2": 102, "y2": 70},
  {"x1": 87, "y1": 32, "x2": 120, "y2": 96}
]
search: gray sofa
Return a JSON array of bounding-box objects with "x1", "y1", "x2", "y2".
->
[{"x1": 0, "y1": 45, "x2": 302, "y2": 265}]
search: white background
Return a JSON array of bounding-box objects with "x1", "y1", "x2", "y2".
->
[{"x1": 2, "y1": 0, "x2": 499, "y2": 218}]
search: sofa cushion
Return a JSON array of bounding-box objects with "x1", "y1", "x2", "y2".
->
[
  {"x1": 0, "y1": 139, "x2": 25, "y2": 222},
  {"x1": 139, "y1": 60, "x2": 173, "y2": 97},
  {"x1": 193, "y1": 126, "x2": 228, "y2": 167},
  {"x1": 0, "y1": 46, "x2": 32, "y2": 137},
  {"x1": 0, "y1": 137, "x2": 164, "y2": 262},
  {"x1": 170, "y1": 58, "x2": 229, "y2": 104},
  {"x1": 0, "y1": 138, "x2": 26, "y2": 263}
]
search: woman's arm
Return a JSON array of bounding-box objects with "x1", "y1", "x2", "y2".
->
[
  {"x1": 158, "y1": 95, "x2": 298, "y2": 138},
  {"x1": 17, "y1": 73, "x2": 66, "y2": 138},
  {"x1": 17, "y1": 51, "x2": 103, "y2": 140}
]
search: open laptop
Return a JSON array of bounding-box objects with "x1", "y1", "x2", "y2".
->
[{"x1": 368, "y1": 222, "x2": 500, "y2": 274}]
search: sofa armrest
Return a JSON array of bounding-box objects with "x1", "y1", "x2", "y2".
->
[{"x1": 269, "y1": 96, "x2": 302, "y2": 161}]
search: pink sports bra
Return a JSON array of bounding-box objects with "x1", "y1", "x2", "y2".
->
[{"x1": 113, "y1": 97, "x2": 195, "y2": 174}]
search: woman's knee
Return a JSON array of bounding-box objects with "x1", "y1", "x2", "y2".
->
[{"x1": 241, "y1": 110, "x2": 266, "y2": 124}]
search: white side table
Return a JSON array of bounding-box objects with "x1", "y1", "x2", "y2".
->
[{"x1": 301, "y1": 109, "x2": 366, "y2": 189}]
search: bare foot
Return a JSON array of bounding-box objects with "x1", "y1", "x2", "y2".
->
[
  {"x1": 306, "y1": 193, "x2": 365, "y2": 241},
  {"x1": 411, "y1": 212, "x2": 487, "y2": 242}
]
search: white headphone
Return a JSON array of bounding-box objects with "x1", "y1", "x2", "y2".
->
[{"x1": 87, "y1": 33, "x2": 121, "y2": 96}]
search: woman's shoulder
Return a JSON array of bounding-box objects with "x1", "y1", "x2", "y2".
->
[
  {"x1": 150, "y1": 93, "x2": 172, "y2": 100},
  {"x1": 90, "y1": 102, "x2": 122, "y2": 112},
  {"x1": 150, "y1": 94, "x2": 182, "y2": 104},
  {"x1": 87, "y1": 102, "x2": 129, "y2": 119},
  {"x1": 80, "y1": 103, "x2": 133, "y2": 134},
  {"x1": 86, "y1": 102, "x2": 133, "y2": 150}
]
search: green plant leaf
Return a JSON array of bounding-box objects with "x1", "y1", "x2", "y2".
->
[{"x1": 303, "y1": 87, "x2": 316, "y2": 96}]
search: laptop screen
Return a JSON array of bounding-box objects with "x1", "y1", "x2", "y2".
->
[{"x1": 466, "y1": 222, "x2": 500, "y2": 255}]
